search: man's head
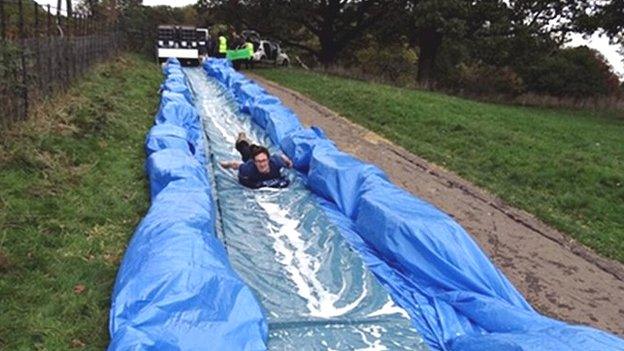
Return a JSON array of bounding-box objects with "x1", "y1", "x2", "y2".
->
[{"x1": 251, "y1": 146, "x2": 271, "y2": 174}]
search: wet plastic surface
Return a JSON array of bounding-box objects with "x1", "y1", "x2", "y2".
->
[{"x1": 185, "y1": 68, "x2": 427, "y2": 351}]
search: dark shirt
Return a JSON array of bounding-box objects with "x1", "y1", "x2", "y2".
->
[{"x1": 238, "y1": 155, "x2": 289, "y2": 189}]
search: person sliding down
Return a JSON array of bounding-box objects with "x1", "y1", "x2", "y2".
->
[{"x1": 220, "y1": 132, "x2": 293, "y2": 189}]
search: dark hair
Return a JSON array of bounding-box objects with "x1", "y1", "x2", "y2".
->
[{"x1": 251, "y1": 146, "x2": 270, "y2": 160}]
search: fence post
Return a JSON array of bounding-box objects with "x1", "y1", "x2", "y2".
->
[
  {"x1": 86, "y1": 15, "x2": 91, "y2": 65},
  {"x1": 18, "y1": 0, "x2": 28, "y2": 119},
  {"x1": 0, "y1": 0, "x2": 5, "y2": 126},
  {"x1": 46, "y1": 4, "x2": 52, "y2": 94},
  {"x1": 56, "y1": 1, "x2": 68, "y2": 89},
  {"x1": 95, "y1": 17, "x2": 99, "y2": 60},
  {"x1": 47, "y1": 5, "x2": 51, "y2": 35},
  {"x1": 82, "y1": 14, "x2": 89, "y2": 71},
  {"x1": 79, "y1": 14, "x2": 83, "y2": 75},
  {"x1": 98, "y1": 17, "x2": 102, "y2": 60},
  {"x1": 34, "y1": 2, "x2": 41, "y2": 96},
  {"x1": 71, "y1": 13, "x2": 76, "y2": 81},
  {"x1": 0, "y1": 0, "x2": 5, "y2": 41}
]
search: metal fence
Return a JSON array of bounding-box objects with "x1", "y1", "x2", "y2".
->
[{"x1": 0, "y1": 0, "x2": 120, "y2": 128}]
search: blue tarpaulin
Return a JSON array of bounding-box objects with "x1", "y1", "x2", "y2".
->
[
  {"x1": 201, "y1": 58, "x2": 624, "y2": 351},
  {"x1": 108, "y1": 58, "x2": 268, "y2": 351}
]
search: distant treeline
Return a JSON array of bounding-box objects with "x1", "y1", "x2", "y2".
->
[
  {"x1": 5, "y1": 0, "x2": 623, "y2": 100},
  {"x1": 201, "y1": 0, "x2": 624, "y2": 100}
]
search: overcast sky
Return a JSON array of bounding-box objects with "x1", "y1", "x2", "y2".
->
[{"x1": 35, "y1": 0, "x2": 624, "y2": 79}]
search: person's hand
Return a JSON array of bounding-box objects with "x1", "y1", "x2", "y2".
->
[
  {"x1": 281, "y1": 154, "x2": 293, "y2": 168},
  {"x1": 220, "y1": 160, "x2": 241, "y2": 170}
]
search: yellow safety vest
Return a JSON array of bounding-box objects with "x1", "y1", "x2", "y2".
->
[
  {"x1": 218, "y1": 36, "x2": 227, "y2": 53},
  {"x1": 246, "y1": 42, "x2": 254, "y2": 56}
]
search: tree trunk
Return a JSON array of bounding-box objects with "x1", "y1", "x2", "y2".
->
[
  {"x1": 319, "y1": 46, "x2": 338, "y2": 66},
  {"x1": 417, "y1": 28, "x2": 443, "y2": 87},
  {"x1": 318, "y1": 32, "x2": 338, "y2": 67}
]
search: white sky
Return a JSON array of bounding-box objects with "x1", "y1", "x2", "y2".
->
[{"x1": 34, "y1": 0, "x2": 624, "y2": 79}]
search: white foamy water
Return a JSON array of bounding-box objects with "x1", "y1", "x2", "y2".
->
[
  {"x1": 367, "y1": 298, "x2": 410, "y2": 319},
  {"x1": 356, "y1": 325, "x2": 389, "y2": 351},
  {"x1": 257, "y1": 195, "x2": 368, "y2": 318}
]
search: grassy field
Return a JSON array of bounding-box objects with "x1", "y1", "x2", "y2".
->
[
  {"x1": 0, "y1": 54, "x2": 160, "y2": 349},
  {"x1": 255, "y1": 68, "x2": 624, "y2": 263}
]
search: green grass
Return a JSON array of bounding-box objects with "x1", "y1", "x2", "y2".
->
[
  {"x1": 0, "y1": 54, "x2": 161, "y2": 349},
  {"x1": 255, "y1": 68, "x2": 624, "y2": 263}
]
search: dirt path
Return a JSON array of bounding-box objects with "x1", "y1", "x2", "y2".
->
[{"x1": 247, "y1": 73, "x2": 624, "y2": 336}]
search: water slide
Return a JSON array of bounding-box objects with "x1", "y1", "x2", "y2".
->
[
  {"x1": 183, "y1": 67, "x2": 425, "y2": 350},
  {"x1": 107, "y1": 58, "x2": 624, "y2": 351}
]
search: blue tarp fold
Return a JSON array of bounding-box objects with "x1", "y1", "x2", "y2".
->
[
  {"x1": 280, "y1": 127, "x2": 335, "y2": 172},
  {"x1": 145, "y1": 124, "x2": 194, "y2": 157}
]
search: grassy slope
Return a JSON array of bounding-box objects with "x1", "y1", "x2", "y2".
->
[
  {"x1": 255, "y1": 68, "x2": 624, "y2": 263},
  {"x1": 0, "y1": 54, "x2": 160, "y2": 349}
]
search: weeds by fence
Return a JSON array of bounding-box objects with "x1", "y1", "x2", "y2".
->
[{"x1": 0, "y1": 0, "x2": 120, "y2": 128}]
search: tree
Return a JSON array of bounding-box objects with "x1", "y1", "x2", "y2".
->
[
  {"x1": 400, "y1": 0, "x2": 514, "y2": 85},
  {"x1": 224, "y1": 0, "x2": 392, "y2": 66},
  {"x1": 399, "y1": 0, "x2": 599, "y2": 85},
  {"x1": 575, "y1": 0, "x2": 624, "y2": 43}
]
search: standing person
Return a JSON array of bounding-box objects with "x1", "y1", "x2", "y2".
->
[
  {"x1": 230, "y1": 30, "x2": 244, "y2": 70},
  {"x1": 229, "y1": 27, "x2": 243, "y2": 49},
  {"x1": 220, "y1": 132, "x2": 293, "y2": 189},
  {"x1": 244, "y1": 41, "x2": 255, "y2": 69},
  {"x1": 217, "y1": 33, "x2": 227, "y2": 58}
]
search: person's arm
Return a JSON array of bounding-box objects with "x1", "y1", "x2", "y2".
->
[
  {"x1": 220, "y1": 160, "x2": 243, "y2": 170},
  {"x1": 279, "y1": 154, "x2": 293, "y2": 169}
]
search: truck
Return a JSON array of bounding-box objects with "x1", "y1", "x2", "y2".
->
[{"x1": 157, "y1": 25, "x2": 210, "y2": 66}]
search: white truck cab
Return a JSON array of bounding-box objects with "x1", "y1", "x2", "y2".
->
[{"x1": 157, "y1": 25, "x2": 209, "y2": 66}]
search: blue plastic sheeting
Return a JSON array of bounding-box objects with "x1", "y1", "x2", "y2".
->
[
  {"x1": 145, "y1": 124, "x2": 194, "y2": 157},
  {"x1": 161, "y1": 79, "x2": 194, "y2": 104},
  {"x1": 108, "y1": 60, "x2": 268, "y2": 351},
  {"x1": 154, "y1": 101, "x2": 206, "y2": 165},
  {"x1": 185, "y1": 68, "x2": 427, "y2": 350},
  {"x1": 203, "y1": 60, "x2": 624, "y2": 351},
  {"x1": 159, "y1": 90, "x2": 189, "y2": 107},
  {"x1": 236, "y1": 83, "x2": 280, "y2": 114},
  {"x1": 280, "y1": 128, "x2": 335, "y2": 172},
  {"x1": 145, "y1": 148, "x2": 208, "y2": 200}
]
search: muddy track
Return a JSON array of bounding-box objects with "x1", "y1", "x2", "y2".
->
[{"x1": 247, "y1": 72, "x2": 624, "y2": 336}]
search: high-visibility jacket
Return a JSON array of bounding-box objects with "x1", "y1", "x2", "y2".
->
[
  {"x1": 245, "y1": 42, "x2": 254, "y2": 57},
  {"x1": 218, "y1": 36, "x2": 227, "y2": 53}
]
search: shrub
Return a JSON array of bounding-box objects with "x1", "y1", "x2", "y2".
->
[
  {"x1": 522, "y1": 46, "x2": 620, "y2": 98},
  {"x1": 454, "y1": 62, "x2": 525, "y2": 96},
  {"x1": 346, "y1": 37, "x2": 418, "y2": 86}
]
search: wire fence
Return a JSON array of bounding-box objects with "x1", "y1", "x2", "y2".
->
[{"x1": 0, "y1": 0, "x2": 121, "y2": 128}]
